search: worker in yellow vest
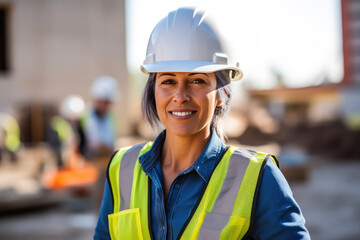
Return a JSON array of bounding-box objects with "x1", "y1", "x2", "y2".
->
[
  {"x1": 0, "y1": 112, "x2": 20, "y2": 164},
  {"x1": 49, "y1": 95, "x2": 86, "y2": 167},
  {"x1": 94, "y1": 7, "x2": 310, "y2": 239}
]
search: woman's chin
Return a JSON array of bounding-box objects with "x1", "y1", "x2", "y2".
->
[{"x1": 165, "y1": 125, "x2": 209, "y2": 138}]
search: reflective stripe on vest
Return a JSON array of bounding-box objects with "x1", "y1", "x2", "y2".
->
[{"x1": 107, "y1": 143, "x2": 278, "y2": 240}]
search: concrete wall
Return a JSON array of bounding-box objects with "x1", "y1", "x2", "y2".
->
[{"x1": 0, "y1": 0, "x2": 129, "y2": 134}]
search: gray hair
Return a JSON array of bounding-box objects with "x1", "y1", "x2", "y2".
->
[{"x1": 141, "y1": 71, "x2": 232, "y2": 141}]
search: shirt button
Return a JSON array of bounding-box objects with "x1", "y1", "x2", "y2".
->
[{"x1": 175, "y1": 184, "x2": 180, "y2": 189}]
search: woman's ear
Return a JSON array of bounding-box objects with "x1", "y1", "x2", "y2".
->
[
  {"x1": 223, "y1": 89, "x2": 230, "y2": 97},
  {"x1": 216, "y1": 88, "x2": 229, "y2": 107}
]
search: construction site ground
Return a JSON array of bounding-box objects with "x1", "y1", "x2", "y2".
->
[{"x1": 0, "y1": 154, "x2": 359, "y2": 240}]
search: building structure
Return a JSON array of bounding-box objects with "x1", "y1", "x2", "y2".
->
[
  {"x1": 243, "y1": 0, "x2": 360, "y2": 157},
  {"x1": 0, "y1": 0, "x2": 128, "y2": 142}
]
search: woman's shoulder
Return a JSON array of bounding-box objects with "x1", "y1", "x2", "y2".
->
[
  {"x1": 115, "y1": 141, "x2": 153, "y2": 154},
  {"x1": 227, "y1": 145, "x2": 279, "y2": 168},
  {"x1": 252, "y1": 157, "x2": 310, "y2": 239},
  {"x1": 109, "y1": 141, "x2": 154, "y2": 165}
]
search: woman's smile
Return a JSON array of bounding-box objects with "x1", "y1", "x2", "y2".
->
[{"x1": 169, "y1": 110, "x2": 197, "y2": 119}]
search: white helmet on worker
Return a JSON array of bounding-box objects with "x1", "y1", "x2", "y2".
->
[
  {"x1": 60, "y1": 95, "x2": 86, "y2": 121},
  {"x1": 141, "y1": 7, "x2": 243, "y2": 80},
  {"x1": 91, "y1": 76, "x2": 118, "y2": 101}
]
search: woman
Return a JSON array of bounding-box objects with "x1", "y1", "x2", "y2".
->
[{"x1": 94, "y1": 7, "x2": 310, "y2": 240}]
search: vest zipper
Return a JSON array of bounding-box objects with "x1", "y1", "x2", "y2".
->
[{"x1": 175, "y1": 146, "x2": 230, "y2": 240}]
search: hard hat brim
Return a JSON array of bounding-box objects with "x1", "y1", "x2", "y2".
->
[{"x1": 141, "y1": 61, "x2": 243, "y2": 81}]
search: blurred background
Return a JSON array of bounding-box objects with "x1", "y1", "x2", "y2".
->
[{"x1": 0, "y1": 0, "x2": 359, "y2": 239}]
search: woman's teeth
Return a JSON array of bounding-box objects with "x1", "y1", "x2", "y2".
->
[{"x1": 172, "y1": 111, "x2": 193, "y2": 116}]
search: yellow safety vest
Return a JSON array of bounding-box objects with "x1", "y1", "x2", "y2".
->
[
  {"x1": 107, "y1": 142, "x2": 279, "y2": 240},
  {"x1": 50, "y1": 116, "x2": 73, "y2": 144},
  {"x1": 1, "y1": 114, "x2": 20, "y2": 152}
]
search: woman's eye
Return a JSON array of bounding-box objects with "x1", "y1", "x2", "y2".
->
[
  {"x1": 161, "y1": 79, "x2": 175, "y2": 85},
  {"x1": 192, "y1": 78, "x2": 206, "y2": 84}
]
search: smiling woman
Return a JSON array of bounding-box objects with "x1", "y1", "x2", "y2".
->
[{"x1": 94, "y1": 7, "x2": 310, "y2": 240}]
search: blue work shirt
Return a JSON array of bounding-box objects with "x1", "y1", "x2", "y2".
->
[
  {"x1": 85, "y1": 109, "x2": 115, "y2": 155},
  {"x1": 94, "y1": 130, "x2": 310, "y2": 239}
]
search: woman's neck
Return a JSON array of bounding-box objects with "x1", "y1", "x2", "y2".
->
[
  {"x1": 160, "y1": 127, "x2": 212, "y2": 202},
  {"x1": 161, "y1": 128, "x2": 212, "y2": 174}
]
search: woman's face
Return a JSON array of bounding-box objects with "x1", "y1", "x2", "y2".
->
[{"x1": 155, "y1": 72, "x2": 221, "y2": 137}]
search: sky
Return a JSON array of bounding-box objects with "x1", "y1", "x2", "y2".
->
[{"x1": 125, "y1": 0, "x2": 343, "y2": 89}]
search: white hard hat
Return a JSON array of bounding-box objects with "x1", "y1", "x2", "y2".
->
[
  {"x1": 60, "y1": 95, "x2": 86, "y2": 120},
  {"x1": 141, "y1": 7, "x2": 243, "y2": 81},
  {"x1": 91, "y1": 76, "x2": 118, "y2": 101}
]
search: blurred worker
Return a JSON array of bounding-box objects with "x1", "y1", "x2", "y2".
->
[
  {"x1": 0, "y1": 112, "x2": 20, "y2": 164},
  {"x1": 83, "y1": 75, "x2": 117, "y2": 163},
  {"x1": 43, "y1": 96, "x2": 100, "y2": 192},
  {"x1": 49, "y1": 95, "x2": 86, "y2": 167},
  {"x1": 83, "y1": 76, "x2": 118, "y2": 208}
]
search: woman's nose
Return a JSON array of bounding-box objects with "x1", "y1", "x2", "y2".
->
[{"x1": 173, "y1": 86, "x2": 190, "y2": 103}]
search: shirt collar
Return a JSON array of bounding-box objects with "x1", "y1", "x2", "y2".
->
[
  {"x1": 139, "y1": 131, "x2": 166, "y2": 173},
  {"x1": 189, "y1": 129, "x2": 226, "y2": 182},
  {"x1": 139, "y1": 129, "x2": 227, "y2": 183}
]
